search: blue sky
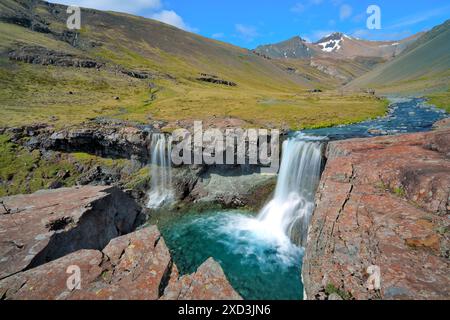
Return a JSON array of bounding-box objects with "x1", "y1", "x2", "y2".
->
[{"x1": 52, "y1": 0, "x2": 450, "y2": 48}]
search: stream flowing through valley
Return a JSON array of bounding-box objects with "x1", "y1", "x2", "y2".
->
[{"x1": 150, "y1": 97, "x2": 447, "y2": 299}]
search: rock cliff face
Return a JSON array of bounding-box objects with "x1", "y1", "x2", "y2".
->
[
  {"x1": 0, "y1": 186, "x2": 141, "y2": 279},
  {"x1": 3, "y1": 122, "x2": 277, "y2": 209},
  {"x1": 303, "y1": 128, "x2": 450, "y2": 300},
  {"x1": 0, "y1": 186, "x2": 240, "y2": 300}
]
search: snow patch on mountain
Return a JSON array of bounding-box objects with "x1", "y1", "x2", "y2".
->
[
  {"x1": 318, "y1": 38, "x2": 342, "y2": 52},
  {"x1": 315, "y1": 33, "x2": 350, "y2": 52}
]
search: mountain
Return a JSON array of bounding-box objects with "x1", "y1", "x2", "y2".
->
[
  {"x1": 252, "y1": 31, "x2": 423, "y2": 84},
  {"x1": 255, "y1": 32, "x2": 422, "y2": 61},
  {"x1": 347, "y1": 20, "x2": 450, "y2": 95},
  {"x1": 314, "y1": 32, "x2": 421, "y2": 59},
  {"x1": 254, "y1": 36, "x2": 314, "y2": 59}
]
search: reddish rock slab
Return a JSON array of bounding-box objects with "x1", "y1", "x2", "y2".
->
[
  {"x1": 303, "y1": 129, "x2": 450, "y2": 300},
  {"x1": 0, "y1": 186, "x2": 140, "y2": 280},
  {"x1": 161, "y1": 258, "x2": 242, "y2": 300},
  {"x1": 0, "y1": 227, "x2": 241, "y2": 300}
]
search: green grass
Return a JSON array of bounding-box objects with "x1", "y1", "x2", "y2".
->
[
  {"x1": 0, "y1": 135, "x2": 80, "y2": 196},
  {"x1": 0, "y1": 136, "x2": 151, "y2": 197},
  {"x1": 393, "y1": 186, "x2": 406, "y2": 197},
  {"x1": 325, "y1": 284, "x2": 353, "y2": 300},
  {"x1": 427, "y1": 89, "x2": 450, "y2": 113},
  {"x1": 0, "y1": 57, "x2": 389, "y2": 130}
]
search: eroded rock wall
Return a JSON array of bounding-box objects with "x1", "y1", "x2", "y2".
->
[{"x1": 303, "y1": 128, "x2": 450, "y2": 300}]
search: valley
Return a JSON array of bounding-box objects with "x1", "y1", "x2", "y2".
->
[{"x1": 0, "y1": 0, "x2": 449, "y2": 302}]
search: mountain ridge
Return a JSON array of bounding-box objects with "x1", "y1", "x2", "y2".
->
[{"x1": 347, "y1": 19, "x2": 450, "y2": 97}]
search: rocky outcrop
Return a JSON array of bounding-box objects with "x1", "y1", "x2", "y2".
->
[
  {"x1": 0, "y1": 225, "x2": 241, "y2": 300},
  {"x1": 0, "y1": 185, "x2": 240, "y2": 300},
  {"x1": 162, "y1": 258, "x2": 242, "y2": 300},
  {"x1": 433, "y1": 117, "x2": 450, "y2": 130},
  {"x1": 9, "y1": 46, "x2": 103, "y2": 69},
  {"x1": 184, "y1": 165, "x2": 276, "y2": 209},
  {"x1": 31, "y1": 123, "x2": 153, "y2": 162},
  {"x1": 0, "y1": 186, "x2": 141, "y2": 279},
  {"x1": 197, "y1": 74, "x2": 237, "y2": 86},
  {"x1": 303, "y1": 128, "x2": 450, "y2": 300},
  {"x1": 120, "y1": 69, "x2": 155, "y2": 79}
]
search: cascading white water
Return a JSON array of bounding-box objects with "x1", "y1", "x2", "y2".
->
[
  {"x1": 258, "y1": 133, "x2": 325, "y2": 247},
  {"x1": 146, "y1": 133, "x2": 174, "y2": 209}
]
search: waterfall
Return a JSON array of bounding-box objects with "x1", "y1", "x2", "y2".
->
[
  {"x1": 258, "y1": 133, "x2": 325, "y2": 247},
  {"x1": 146, "y1": 133, "x2": 174, "y2": 209}
]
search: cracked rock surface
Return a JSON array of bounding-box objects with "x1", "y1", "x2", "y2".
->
[
  {"x1": 0, "y1": 186, "x2": 140, "y2": 280},
  {"x1": 0, "y1": 186, "x2": 240, "y2": 300},
  {"x1": 303, "y1": 128, "x2": 450, "y2": 300}
]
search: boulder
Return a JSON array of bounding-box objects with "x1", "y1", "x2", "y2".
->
[
  {"x1": 161, "y1": 258, "x2": 242, "y2": 300},
  {"x1": 185, "y1": 165, "x2": 276, "y2": 209},
  {"x1": 0, "y1": 186, "x2": 141, "y2": 280},
  {"x1": 303, "y1": 129, "x2": 450, "y2": 300},
  {"x1": 0, "y1": 227, "x2": 241, "y2": 300},
  {"x1": 432, "y1": 117, "x2": 450, "y2": 130}
]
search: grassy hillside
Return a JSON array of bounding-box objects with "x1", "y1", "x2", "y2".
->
[
  {"x1": 427, "y1": 89, "x2": 450, "y2": 113},
  {"x1": 0, "y1": 0, "x2": 387, "y2": 130},
  {"x1": 347, "y1": 20, "x2": 450, "y2": 110}
]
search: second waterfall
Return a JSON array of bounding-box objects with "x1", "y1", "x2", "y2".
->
[{"x1": 147, "y1": 133, "x2": 174, "y2": 209}]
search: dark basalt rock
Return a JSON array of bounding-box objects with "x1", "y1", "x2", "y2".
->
[
  {"x1": 197, "y1": 74, "x2": 237, "y2": 86},
  {"x1": 121, "y1": 69, "x2": 155, "y2": 79},
  {"x1": 34, "y1": 123, "x2": 153, "y2": 162},
  {"x1": 9, "y1": 46, "x2": 103, "y2": 69}
]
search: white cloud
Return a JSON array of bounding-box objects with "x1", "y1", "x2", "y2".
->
[
  {"x1": 339, "y1": 4, "x2": 352, "y2": 20},
  {"x1": 388, "y1": 5, "x2": 450, "y2": 29},
  {"x1": 235, "y1": 24, "x2": 259, "y2": 41},
  {"x1": 330, "y1": 0, "x2": 342, "y2": 7},
  {"x1": 49, "y1": 0, "x2": 198, "y2": 33},
  {"x1": 151, "y1": 10, "x2": 195, "y2": 32},
  {"x1": 49, "y1": 0, "x2": 162, "y2": 14},
  {"x1": 291, "y1": 0, "x2": 323, "y2": 14},
  {"x1": 291, "y1": 3, "x2": 306, "y2": 13}
]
